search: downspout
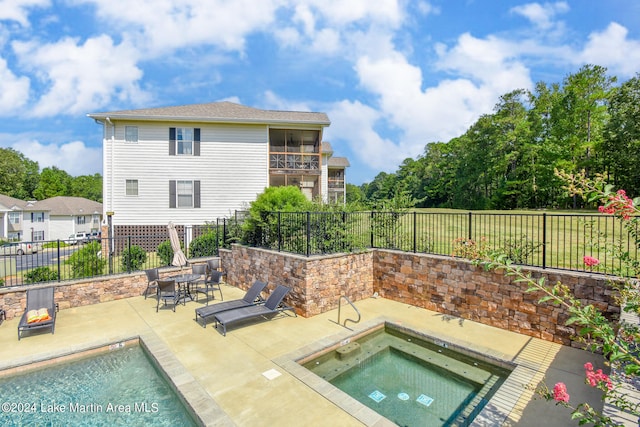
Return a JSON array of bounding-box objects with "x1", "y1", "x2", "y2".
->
[{"x1": 105, "y1": 117, "x2": 114, "y2": 216}]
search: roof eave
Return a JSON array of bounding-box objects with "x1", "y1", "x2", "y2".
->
[{"x1": 87, "y1": 113, "x2": 331, "y2": 127}]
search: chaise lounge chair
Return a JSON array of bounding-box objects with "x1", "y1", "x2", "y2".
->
[
  {"x1": 194, "y1": 280, "x2": 267, "y2": 328},
  {"x1": 18, "y1": 287, "x2": 58, "y2": 340},
  {"x1": 213, "y1": 284, "x2": 296, "y2": 336}
]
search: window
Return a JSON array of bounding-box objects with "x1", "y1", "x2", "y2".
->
[
  {"x1": 8, "y1": 212, "x2": 20, "y2": 224},
  {"x1": 92, "y1": 214, "x2": 100, "y2": 224},
  {"x1": 177, "y1": 128, "x2": 192, "y2": 154},
  {"x1": 76, "y1": 216, "x2": 86, "y2": 225},
  {"x1": 125, "y1": 126, "x2": 138, "y2": 143},
  {"x1": 169, "y1": 128, "x2": 200, "y2": 156},
  {"x1": 33, "y1": 231, "x2": 45, "y2": 241},
  {"x1": 169, "y1": 180, "x2": 201, "y2": 208},
  {"x1": 126, "y1": 179, "x2": 138, "y2": 196},
  {"x1": 31, "y1": 212, "x2": 44, "y2": 223}
]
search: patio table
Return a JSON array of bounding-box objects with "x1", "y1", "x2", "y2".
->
[{"x1": 167, "y1": 273, "x2": 201, "y2": 303}]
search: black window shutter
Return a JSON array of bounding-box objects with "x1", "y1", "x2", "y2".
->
[
  {"x1": 194, "y1": 180, "x2": 201, "y2": 208},
  {"x1": 169, "y1": 180, "x2": 176, "y2": 208},
  {"x1": 194, "y1": 128, "x2": 200, "y2": 156},
  {"x1": 169, "y1": 128, "x2": 176, "y2": 155}
]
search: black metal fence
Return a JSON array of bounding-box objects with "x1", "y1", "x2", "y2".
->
[
  {"x1": 3, "y1": 211, "x2": 637, "y2": 287},
  {"x1": 0, "y1": 219, "x2": 240, "y2": 288},
  {"x1": 252, "y1": 211, "x2": 639, "y2": 277}
]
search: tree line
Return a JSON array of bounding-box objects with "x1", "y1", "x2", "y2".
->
[
  {"x1": 0, "y1": 148, "x2": 102, "y2": 202},
  {"x1": 356, "y1": 65, "x2": 640, "y2": 210}
]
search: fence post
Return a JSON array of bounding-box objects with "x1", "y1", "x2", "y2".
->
[
  {"x1": 127, "y1": 236, "x2": 131, "y2": 273},
  {"x1": 57, "y1": 240, "x2": 61, "y2": 282},
  {"x1": 278, "y1": 212, "x2": 281, "y2": 252},
  {"x1": 222, "y1": 218, "x2": 227, "y2": 251},
  {"x1": 542, "y1": 213, "x2": 547, "y2": 269},
  {"x1": 370, "y1": 211, "x2": 375, "y2": 248},
  {"x1": 413, "y1": 211, "x2": 417, "y2": 253},
  {"x1": 468, "y1": 212, "x2": 472, "y2": 240},
  {"x1": 306, "y1": 211, "x2": 311, "y2": 257},
  {"x1": 215, "y1": 218, "x2": 220, "y2": 254}
]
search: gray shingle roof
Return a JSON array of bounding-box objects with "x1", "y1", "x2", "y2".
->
[
  {"x1": 34, "y1": 197, "x2": 102, "y2": 216},
  {"x1": 0, "y1": 194, "x2": 29, "y2": 210},
  {"x1": 328, "y1": 157, "x2": 350, "y2": 168},
  {"x1": 88, "y1": 101, "x2": 330, "y2": 126}
]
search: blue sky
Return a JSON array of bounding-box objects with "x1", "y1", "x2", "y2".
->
[{"x1": 1, "y1": 1, "x2": 639, "y2": 185}]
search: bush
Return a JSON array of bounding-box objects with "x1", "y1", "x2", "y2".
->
[
  {"x1": 242, "y1": 186, "x2": 311, "y2": 247},
  {"x1": 24, "y1": 266, "x2": 59, "y2": 284},
  {"x1": 499, "y1": 234, "x2": 541, "y2": 264},
  {"x1": 157, "y1": 239, "x2": 183, "y2": 266},
  {"x1": 66, "y1": 241, "x2": 106, "y2": 278},
  {"x1": 189, "y1": 232, "x2": 218, "y2": 258},
  {"x1": 121, "y1": 245, "x2": 147, "y2": 272}
]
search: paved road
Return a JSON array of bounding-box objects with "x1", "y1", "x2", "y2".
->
[{"x1": 3, "y1": 247, "x2": 79, "y2": 272}]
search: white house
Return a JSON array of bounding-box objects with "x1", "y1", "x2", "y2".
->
[
  {"x1": 88, "y1": 102, "x2": 349, "y2": 228},
  {"x1": 0, "y1": 194, "x2": 102, "y2": 242}
]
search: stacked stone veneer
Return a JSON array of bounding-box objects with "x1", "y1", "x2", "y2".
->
[
  {"x1": 0, "y1": 244, "x2": 618, "y2": 346},
  {"x1": 221, "y1": 245, "x2": 618, "y2": 345},
  {"x1": 373, "y1": 249, "x2": 617, "y2": 346},
  {"x1": 0, "y1": 265, "x2": 206, "y2": 321},
  {"x1": 220, "y1": 245, "x2": 374, "y2": 317}
]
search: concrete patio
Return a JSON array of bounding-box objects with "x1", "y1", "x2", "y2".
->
[{"x1": 0, "y1": 283, "x2": 614, "y2": 426}]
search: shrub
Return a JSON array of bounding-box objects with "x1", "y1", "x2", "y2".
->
[
  {"x1": 121, "y1": 245, "x2": 147, "y2": 272},
  {"x1": 242, "y1": 186, "x2": 311, "y2": 247},
  {"x1": 66, "y1": 241, "x2": 106, "y2": 278},
  {"x1": 189, "y1": 232, "x2": 218, "y2": 258},
  {"x1": 24, "y1": 266, "x2": 59, "y2": 284},
  {"x1": 157, "y1": 239, "x2": 183, "y2": 266},
  {"x1": 499, "y1": 234, "x2": 541, "y2": 264}
]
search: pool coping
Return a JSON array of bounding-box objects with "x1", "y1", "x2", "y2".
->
[
  {"x1": 274, "y1": 315, "x2": 548, "y2": 427},
  {"x1": 0, "y1": 331, "x2": 235, "y2": 427}
]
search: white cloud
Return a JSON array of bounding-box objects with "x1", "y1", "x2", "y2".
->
[
  {"x1": 12, "y1": 35, "x2": 148, "y2": 116},
  {"x1": 510, "y1": 2, "x2": 569, "y2": 30},
  {"x1": 0, "y1": 57, "x2": 30, "y2": 114},
  {"x1": 75, "y1": 0, "x2": 282, "y2": 56},
  {"x1": 578, "y1": 22, "x2": 640, "y2": 78},
  {"x1": 326, "y1": 100, "x2": 401, "y2": 171},
  {"x1": 6, "y1": 138, "x2": 101, "y2": 176},
  {"x1": 0, "y1": 0, "x2": 50, "y2": 27}
]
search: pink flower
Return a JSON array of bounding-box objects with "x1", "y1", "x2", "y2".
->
[
  {"x1": 583, "y1": 256, "x2": 600, "y2": 267},
  {"x1": 553, "y1": 382, "x2": 570, "y2": 403},
  {"x1": 584, "y1": 363, "x2": 613, "y2": 390}
]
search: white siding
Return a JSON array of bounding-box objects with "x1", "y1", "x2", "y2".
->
[{"x1": 105, "y1": 121, "x2": 268, "y2": 225}]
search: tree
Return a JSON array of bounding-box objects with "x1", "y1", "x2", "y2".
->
[
  {"x1": 345, "y1": 183, "x2": 365, "y2": 205},
  {"x1": 242, "y1": 186, "x2": 311, "y2": 247},
  {"x1": 33, "y1": 166, "x2": 72, "y2": 200},
  {"x1": 602, "y1": 74, "x2": 640, "y2": 196},
  {"x1": 70, "y1": 174, "x2": 103, "y2": 202},
  {"x1": 0, "y1": 148, "x2": 39, "y2": 200}
]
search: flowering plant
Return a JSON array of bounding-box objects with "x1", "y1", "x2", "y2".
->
[{"x1": 478, "y1": 170, "x2": 639, "y2": 426}]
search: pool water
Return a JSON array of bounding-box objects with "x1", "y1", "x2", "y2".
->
[
  {"x1": 0, "y1": 345, "x2": 197, "y2": 427},
  {"x1": 303, "y1": 325, "x2": 511, "y2": 427}
]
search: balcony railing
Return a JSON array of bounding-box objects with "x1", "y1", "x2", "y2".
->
[{"x1": 270, "y1": 152, "x2": 320, "y2": 171}]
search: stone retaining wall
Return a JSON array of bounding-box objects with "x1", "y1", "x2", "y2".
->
[
  {"x1": 220, "y1": 245, "x2": 374, "y2": 317},
  {"x1": 0, "y1": 264, "x2": 208, "y2": 321},
  {"x1": 373, "y1": 249, "x2": 617, "y2": 346}
]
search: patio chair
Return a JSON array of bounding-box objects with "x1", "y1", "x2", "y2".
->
[
  {"x1": 143, "y1": 268, "x2": 159, "y2": 299},
  {"x1": 18, "y1": 287, "x2": 58, "y2": 340},
  {"x1": 156, "y1": 279, "x2": 180, "y2": 312},
  {"x1": 206, "y1": 258, "x2": 226, "y2": 281},
  {"x1": 213, "y1": 284, "x2": 296, "y2": 336},
  {"x1": 194, "y1": 268, "x2": 223, "y2": 305},
  {"x1": 194, "y1": 280, "x2": 267, "y2": 328}
]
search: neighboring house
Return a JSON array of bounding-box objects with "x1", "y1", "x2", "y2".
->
[
  {"x1": 0, "y1": 194, "x2": 102, "y2": 242},
  {"x1": 88, "y1": 101, "x2": 349, "y2": 228}
]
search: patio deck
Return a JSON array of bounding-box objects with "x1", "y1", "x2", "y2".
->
[{"x1": 0, "y1": 284, "x2": 613, "y2": 426}]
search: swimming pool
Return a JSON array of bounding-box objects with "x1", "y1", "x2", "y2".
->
[
  {"x1": 299, "y1": 323, "x2": 514, "y2": 427},
  {"x1": 0, "y1": 341, "x2": 198, "y2": 426}
]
